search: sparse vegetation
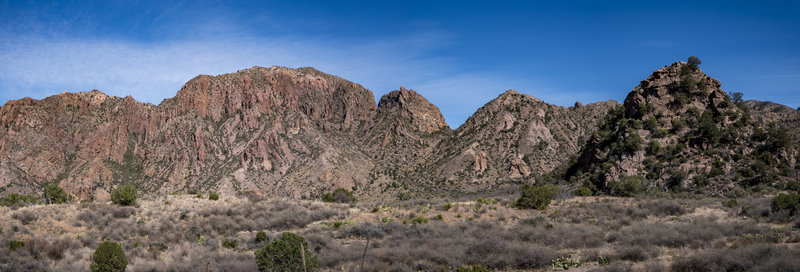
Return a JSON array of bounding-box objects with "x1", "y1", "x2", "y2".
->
[{"x1": 0, "y1": 193, "x2": 39, "y2": 207}]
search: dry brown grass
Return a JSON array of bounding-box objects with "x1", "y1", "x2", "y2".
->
[{"x1": 0, "y1": 194, "x2": 798, "y2": 271}]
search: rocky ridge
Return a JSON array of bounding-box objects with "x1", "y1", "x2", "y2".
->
[
  {"x1": 1, "y1": 62, "x2": 797, "y2": 200},
  {"x1": 566, "y1": 62, "x2": 798, "y2": 195}
]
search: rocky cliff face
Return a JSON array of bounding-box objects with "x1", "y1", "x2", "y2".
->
[
  {"x1": 414, "y1": 90, "x2": 618, "y2": 193},
  {"x1": 746, "y1": 100, "x2": 800, "y2": 138},
  {"x1": 2, "y1": 62, "x2": 797, "y2": 200},
  {"x1": 566, "y1": 62, "x2": 798, "y2": 195},
  {"x1": 0, "y1": 66, "x2": 380, "y2": 200}
]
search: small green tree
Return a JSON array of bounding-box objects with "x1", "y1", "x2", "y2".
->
[
  {"x1": 43, "y1": 183, "x2": 71, "y2": 204},
  {"x1": 607, "y1": 175, "x2": 645, "y2": 197},
  {"x1": 111, "y1": 184, "x2": 137, "y2": 206},
  {"x1": 687, "y1": 56, "x2": 701, "y2": 69},
  {"x1": 321, "y1": 188, "x2": 356, "y2": 203},
  {"x1": 730, "y1": 92, "x2": 744, "y2": 105},
  {"x1": 209, "y1": 192, "x2": 219, "y2": 201},
  {"x1": 516, "y1": 184, "x2": 557, "y2": 210},
  {"x1": 255, "y1": 232, "x2": 319, "y2": 272},
  {"x1": 90, "y1": 241, "x2": 127, "y2": 272},
  {"x1": 771, "y1": 193, "x2": 800, "y2": 215}
]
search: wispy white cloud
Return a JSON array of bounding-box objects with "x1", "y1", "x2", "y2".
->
[{"x1": 0, "y1": 31, "x2": 453, "y2": 103}]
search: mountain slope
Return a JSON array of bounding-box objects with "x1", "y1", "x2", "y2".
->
[
  {"x1": 1, "y1": 62, "x2": 797, "y2": 200},
  {"x1": 565, "y1": 62, "x2": 798, "y2": 195},
  {"x1": 415, "y1": 90, "x2": 618, "y2": 193}
]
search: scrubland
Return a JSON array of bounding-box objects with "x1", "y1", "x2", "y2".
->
[{"x1": 1, "y1": 192, "x2": 799, "y2": 271}]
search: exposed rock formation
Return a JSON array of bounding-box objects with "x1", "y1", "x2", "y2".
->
[
  {"x1": 416, "y1": 89, "x2": 618, "y2": 193},
  {"x1": 1, "y1": 62, "x2": 796, "y2": 200},
  {"x1": 566, "y1": 62, "x2": 798, "y2": 195}
]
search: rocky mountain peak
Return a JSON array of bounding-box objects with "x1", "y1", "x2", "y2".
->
[
  {"x1": 168, "y1": 65, "x2": 376, "y2": 132},
  {"x1": 624, "y1": 61, "x2": 725, "y2": 119},
  {"x1": 567, "y1": 60, "x2": 797, "y2": 196},
  {"x1": 376, "y1": 86, "x2": 448, "y2": 133}
]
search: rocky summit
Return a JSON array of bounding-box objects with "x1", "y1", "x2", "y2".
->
[
  {"x1": 1, "y1": 62, "x2": 798, "y2": 201},
  {"x1": 566, "y1": 62, "x2": 798, "y2": 196}
]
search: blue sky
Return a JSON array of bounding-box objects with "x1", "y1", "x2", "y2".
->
[{"x1": 1, "y1": 1, "x2": 798, "y2": 127}]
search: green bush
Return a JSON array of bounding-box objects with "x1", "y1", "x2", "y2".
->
[
  {"x1": 786, "y1": 181, "x2": 800, "y2": 192},
  {"x1": 255, "y1": 232, "x2": 319, "y2": 272},
  {"x1": 209, "y1": 192, "x2": 219, "y2": 201},
  {"x1": 622, "y1": 133, "x2": 643, "y2": 154},
  {"x1": 411, "y1": 216, "x2": 430, "y2": 224},
  {"x1": 441, "y1": 202, "x2": 453, "y2": 211},
  {"x1": 574, "y1": 187, "x2": 592, "y2": 197},
  {"x1": 321, "y1": 188, "x2": 356, "y2": 203},
  {"x1": 607, "y1": 176, "x2": 645, "y2": 197},
  {"x1": 771, "y1": 194, "x2": 800, "y2": 215},
  {"x1": 648, "y1": 140, "x2": 662, "y2": 155},
  {"x1": 516, "y1": 184, "x2": 557, "y2": 210},
  {"x1": 222, "y1": 238, "x2": 238, "y2": 249},
  {"x1": 687, "y1": 56, "x2": 702, "y2": 69},
  {"x1": 255, "y1": 231, "x2": 267, "y2": 243},
  {"x1": 111, "y1": 184, "x2": 137, "y2": 206},
  {"x1": 90, "y1": 241, "x2": 127, "y2": 272},
  {"x1": 0, "y1": 193, "x2": 39, "y2": 207},
  {"x1": 43, "y1": 183, "x2": 71, "y2": 204},
  {"x1": 8, "y1": 240, "x2": 24, "y2": 250}
]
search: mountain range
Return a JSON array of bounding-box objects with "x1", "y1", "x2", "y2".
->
[{"x1": 1, "y1": 61, "x2": 797, "y2": 201}]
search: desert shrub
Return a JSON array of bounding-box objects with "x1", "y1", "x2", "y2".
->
[
  {"x1": 0, "y1": 193, "x2": 39, "y2": 207},
  {"x1": 45, "y1": 239, "x2": 69, "y2": 260},
  {"x1": 516, "y1": 184, "x2": 557, "y2": 210},
  {"x1": 615, "y1": 245, "x2": 651, "y2": 261},
  {"x1": 256, "y1": 231, "x2": 267, "y2": 243},
  {"x1": 209, "y1": 192, "x2": 219, "y2": 200},
  {"x1": 12, "y1": 210, "x2": 38, "y2": 224},
  {"x1": 442, "y1": 202, "x2": 453, "y2": 211},
  {"x1": 43, "y1": 183, "x2": 71, "y2": 204},
  {"x1": 222, "y1": 238, "x2": 238, "y2": 249},
  {"x1": 671, "y1": 244, "x2": 800, "y2": 272},
  {"x1": 607, "y1": 176, "x2": 644, "y2": 197},
  {"x1": 771, "y1": 194, "x2": 800, "y2": 215},
  {"x1": 609, "y1": 216, "x2": 766, "y2": 248},
  {"x1": 411, "y1": 216, "x2": 430, "y2": 224},
  {"x1": 111, "y1": 206, "x2": 136, "y2": 218},
  {"x1": 785, "y1": 181, "x2": 800, "y2": 192},
  {"x1": 640, "y1": 199, "x2": 690, "y2": 216},
  {"x1": 8, "y1": 240, "x2": 24, "y2": 250},
  {"x1": 90, "y1": 240, "x2": 127, "y2": 272},
  {"x1": 111, "y1": 184, "x2": 137, "y2": 206},
  {"x1": 574, "y1": 186, "x2": 592, "y2": 196},
  {"x1": 551, "y1": 255, "x2": 581, "y2": 269},
  {"x1": 457, "y1": 265, "x2": 491, "y2": 272},
  {"x1": 321, "y1": 188, "x2": 356, "y2": 203},
  {"x1": 255, "y1": 232, "x2": 319, "y2": 272}
]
